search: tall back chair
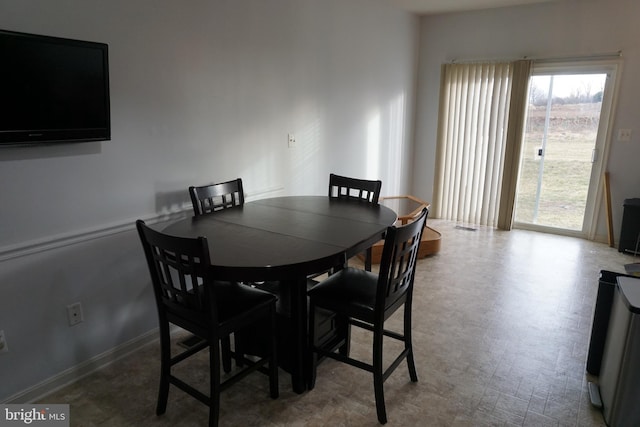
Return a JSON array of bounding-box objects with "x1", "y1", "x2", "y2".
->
[
  {"x1": 328, "y1": 173, "x2": 382, "y2": 204},
  {"x1": 307, "y1": 208, "x2": 428, "y2": 424},
  {"x1": 188, "y1": 177, "x2": 245, "y2": 366},
  {"x1": 328, "y1": 173, "x2": 382, "y2": 271},
  {"x1": 189, "y1": 178, "x2": 245, "y2": 216},
  {"x1": 190, "y1": 177, "x2": 279, "y2": 367},
  {"x1": 136, "y1": 220, "x2": 278, "y2": 427}
]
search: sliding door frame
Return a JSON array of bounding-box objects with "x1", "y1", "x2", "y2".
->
[{"x1": 512, "y1": 59, "x2": 623, "y2": 239}]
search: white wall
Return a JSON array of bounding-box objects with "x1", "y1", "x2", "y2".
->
[
  {"x1": 413, "y1": 0, "x2": 640, "y2": 241},
  {"x1": 0, "y1": 0, "x2": 419, "y2": 401}
]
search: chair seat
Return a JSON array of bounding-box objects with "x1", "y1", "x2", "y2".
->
[
  {"x1": 172, "y1": 282, "x2": 276, "y2": 334},
  {"x1": 307, "y1": 267, "x2": 377, "y2": 322},
  {"x1": 215, "y1": 282, "x2": 277, "y2": 328}
]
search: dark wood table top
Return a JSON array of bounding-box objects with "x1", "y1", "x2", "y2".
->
[{"x1": 162, "y1": 196, "x2": 397, "y2": 281}]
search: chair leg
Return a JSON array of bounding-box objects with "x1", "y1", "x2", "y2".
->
[
  {"x1": 268, "y1": 306, "x2": 279, "y2": 399},
  {"x1": 373, "y1": 326, "x2": 387, "y2": 424},
  {"x1": 404, "y1": 305, "x2": 418, "y2": 383},
  {"x1": 308, "y1": 303, "x2": 318, "y2": 390},
  {"x1": 156, "y1": 324, "x2": 171, "y2": 416},
  {"x1": 373, "y1": 373, "x2": 387, "y2": 424},
  {"x1": 364, "y1": 247, "x2": 373, "y2": 271},
  {"x1": 221, "y1": 335, "x2": 232, "y2": 373},
  {"x1": 209, "y1": 340, "x2": 221, "y2": 427},
  {"x1": 338, "y1": 314, "x2": 351, "y2": 357},
  {"x1": 232, "y1": 331, "x2": 245, "y2": 368},
  {"x1": 406, "y1": 349, "x2": 418, "y2": 383}
]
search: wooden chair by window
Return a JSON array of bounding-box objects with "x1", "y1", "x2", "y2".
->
[
  {"x1": 328, "y1": 173, "x2": 381, "y2": 204},
  {"x1": 136, "y1": 220, "x2": 278, "y2": 427},
  {"x1": 307, "y1": 208, "x2": 428, "y2": 424},
  {"x1": 328, "y1": 173, "x2": 382, "y2": 271},
  {"x1": 189, "y1": 178, "x2": 244, "y2": 216}
]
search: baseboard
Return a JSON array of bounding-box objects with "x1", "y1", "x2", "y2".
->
[{"x1": 3, "y1": 329, "x2": 159, "y2": 404}]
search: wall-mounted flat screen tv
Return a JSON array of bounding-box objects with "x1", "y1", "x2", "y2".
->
[{"x1": 0, "y1": 29, "x2": 110, "y2": 146}]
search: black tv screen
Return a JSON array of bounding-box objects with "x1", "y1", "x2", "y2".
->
[{"x1": 0, "y1": 30, "x2": 110, "y2": 146}]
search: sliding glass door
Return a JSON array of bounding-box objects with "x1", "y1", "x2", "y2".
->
[{"x1": 514, "y1": 61, "x2": 620, "y2": 237}]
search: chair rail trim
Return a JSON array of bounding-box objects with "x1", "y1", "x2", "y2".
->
[{"x1": 0, "y1": 210, "x2": 190, "y2": 263}]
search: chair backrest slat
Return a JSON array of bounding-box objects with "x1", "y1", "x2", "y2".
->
[
  {"x1": 137, "y1": 220, "x2": 216, "y2": 328},
  {"x1": 189, "y1": 178, "x2": 245, "y2": 216},
  {"x1": 377, "y1": 208, "x2": 428, "y2": 316},
  {"x1": 328, "y1": 173, "x2": 382, "y2": 204}
]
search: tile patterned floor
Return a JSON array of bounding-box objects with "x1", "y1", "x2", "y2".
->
[{"x1": 39, "y1": 219, "x2": 635, "y2": 426}]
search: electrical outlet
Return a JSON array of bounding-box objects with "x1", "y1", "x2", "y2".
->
[
  {"x1": 618, "y1": 128, "x2": 632, "y2": 142},
  {"x1": 0, "y1": 330, "x2": 8, "y2": 353},
  {"x1": 67, "y1": 302, "x2": 84, "y2": 326},
  {"x1": 287, "y1": 133, "x2": 296, "y2": 148}
]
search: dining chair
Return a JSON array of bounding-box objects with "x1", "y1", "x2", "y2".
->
[
  {"x1": 136, "y1": 220, "x2": 279, "y2": 427},
  {"x1": 188, "y1": 177, "x2": 248, "y2": 369},
  {"x1": 189, "y1": 178, "x2": 285, "y2": 369},
  {"x1": 307, "y1": 208, "x2": 428, "y2": 424},
  {"x1": 328, "y1": 173, "x2": 382, "y2": 271},
  {"x1": 328, "y1": 173, "x2": 382, "y2": 204},
  {"x1": 189, "y1": 178, "x2": 245, "y2": 216}
]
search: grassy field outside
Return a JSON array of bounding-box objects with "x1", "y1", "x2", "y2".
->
[{"x1": 514, "y1": 102, "x2": 602, "y2": 230}]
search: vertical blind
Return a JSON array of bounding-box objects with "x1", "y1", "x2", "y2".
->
[
  {"x1": 433, "y1": 62, "x2": 513, "y2": 227},
  {"x1": 497, "y1": 60, "x2": 533, "y2": 230}
]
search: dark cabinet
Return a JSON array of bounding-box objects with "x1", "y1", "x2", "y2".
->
[
  {"x1": 587, "y1": 270, "x2": 636, "y2": 375},
  {"x1": 618, "y1": 198, "x2": 640, "y2": 254},
  {"x1": 599, "y1": 276, "x2": 640, "y2": 426}
]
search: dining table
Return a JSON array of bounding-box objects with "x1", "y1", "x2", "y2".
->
[{"x1": 162, "y1": 195, "x2": 397, "y2": 393}]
